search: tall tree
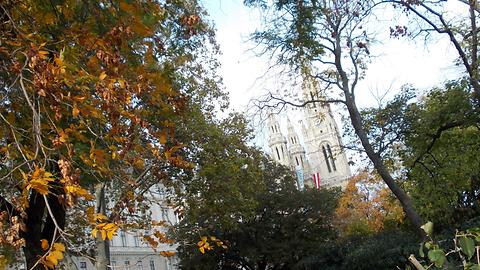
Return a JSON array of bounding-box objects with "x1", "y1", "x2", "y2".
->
[
  {"x1": 244, "y1": 0, "x2": 425, "y2": 234},
  {"x1": 387, "y1": 0, "x2": 480, "y2": 104},
  {"x1": 0, "y1": 0, "x2": 217, "y2": 268},
  {"x1": 176, "y1": 154, "x2": 340, "y2": 270},
  {"x1": 401, "y1": 81, "x2": 480, "y2": 228}
]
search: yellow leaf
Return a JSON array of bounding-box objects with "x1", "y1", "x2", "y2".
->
[
  {"x1": 0, "y1": 255, "x2": 7, "y2": 270},
  {"x1": 72, "y1": 104, "x2": 79, "y2": 118},
  {"x1": 86, "y1": 206, "x2": 95, "y2": 223},
  {"x1": 160, "y1": 251, "x2": 176, "y2": 257},
  {"x1": 99, "y1": 71, "x2": 107, "y2": 81},
  {"x1": 38, "y1": 50, "x2": 49, "y2": 59},
  {"x1": 45, "y1": 250, "x2": 62, "y2": 267},
  {"x1": 119, "y1": 2, "x2": 136, "y2": 12},
  {"x1": 91, "y1": 228, "x2": 98, "y2": 238},
  {"x1": 40, "y1": 239, "x2": 49, "y2": 250},
  {"x1": 118, "y1": 79, "x2": 126, "y2": 89},
  {"x1": 159, "y1": 132, "x2": 167, "y2": 145},
  {"x1": 101, "y1": 230, "x2": 107, "y2": 240},
  {"x1": 53, "y1": 242, "x2": 65, "y2": 252},
  {"x1": 43, "y1": 259, "x2": 55, "y2": 269},
  {"x1": 107, "y1": 230, "x2": 114, "y2": 241},
  {"x1": 199, "y1": 247, "x2": 205, "y2": 254}
]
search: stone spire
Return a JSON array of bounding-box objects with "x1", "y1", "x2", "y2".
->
[
  {"x1": 286, "y1": 118, "x2": 307, "y2": 170},
  {"x1": 267, "y1": 113, "x2": 290, "y2": 167}
]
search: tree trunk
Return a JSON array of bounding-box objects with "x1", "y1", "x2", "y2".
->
[
  {"x1": 344, "y1": 92, "x2": 425, "y2": 236},
  {"x1": 330, "y1": 31, "x2": 425, "y2": 236},
  {"x1": 24, "y1": 191, "x2": 46, "y2": 270},
  {"x1": 23, "y1": 186, "x2": 67, "y2": 269},
  {"x1": 94, "y1": 182, "x2": 111, "y2": 270}
]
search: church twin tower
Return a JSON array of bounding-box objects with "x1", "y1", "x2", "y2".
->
[{"x1": 267, "y1": 86, "x2": 351, "y2": 189}]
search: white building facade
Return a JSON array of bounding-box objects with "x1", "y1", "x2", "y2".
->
[
  {"x1": 267, "y1": 85, "x2": 351, "y2": 189},
  {"x1": 72, "y1": 191, "x2": 179, "y2": 270}
]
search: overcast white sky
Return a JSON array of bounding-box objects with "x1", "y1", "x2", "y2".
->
[{"x1": 201, "y1": 0, "x2": 462, "y2": 155}]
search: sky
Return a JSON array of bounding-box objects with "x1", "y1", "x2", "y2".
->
[{"x1": 201, "y1": 0, "x2": 461, "y2": 155}]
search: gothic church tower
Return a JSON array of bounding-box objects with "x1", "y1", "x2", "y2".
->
[
  {"x1": 266, "y1": 81, "x2": 351, "y2": 189},
  {"x1": 267, "y1": 113, "x2": 290, "y2": 167},
  {"x1": 300, "y1": 81, "x2": 351, "y2": 188}
]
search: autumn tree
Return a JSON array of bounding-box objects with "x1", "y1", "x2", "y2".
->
[
  {"x1": 244, "y1": 0, "x2": 425, "y2": 234},
  {"x1": 0, "y1": 0, "x2": 217, "y2": 268},
  {"x1": 336, "y1": 170, "x2": 404, "y2": 236}
]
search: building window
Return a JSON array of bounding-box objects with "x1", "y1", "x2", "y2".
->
[
  {"x1": 275, "y1": 147, "x2": 280, "y2": 160},
  {"x1": 120, "y1": 231, "x2": 127, "y2": 247},
  {"x1": 295, "y1": 156, "x2": 299, "y2": 166},
  {"x1": 161, "y1": 208, "x2": 167, "y2": 221},
  {"x1": 327, "y1": 145, "x2": 337, "y2": 171},
  {"x1": 322, "y1": 146, "x2": 332, "y2": 173},
  {"x1": 281, "y1": 145, "x2": 285, "y2": 158},
  {"x1": 79, "y1": 262, "x2": 87, "y2": 270},
  {"x1": 149, "y1": 260, "x2": 155, "y2": 270},
  {"x1": 134, "y1": 235, "x2": 140, "y2": 247},
  {"x1": 125, "y1": 260, "x2": 130, "y2": 270},
  {"x1": 165, "y1": 258, "x2": 171, "y2": 270},
  {"x1": 137, "y1": 260, "x2": 143, "y2": 270}
]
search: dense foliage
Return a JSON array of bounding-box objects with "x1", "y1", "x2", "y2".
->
[
  {"x1": 176, "y1": 156, "x2": 340, "y2": 270},
  {"x1": 0, "y1": 0, "x2": 221, "y2": 268}
]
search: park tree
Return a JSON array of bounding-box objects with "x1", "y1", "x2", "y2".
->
[
  {"x1": 350, "y1": 80, "x2": 480, "y2": 230},
  {"x1": 387, "y1": 0, "x2": 480, "y2": 105},
  {"x1": 174, "y1": 112, "x2": 267, "y2": 233},
  {"x1": 335, "y1": 170, "x2": 404, "y2": 236},
  {"x1": 244, "y1": 0, "x2": 425, "y2": 233},
  {"x1": 176, "y1": 153, "x2": 340, "y2": 270},
  {"x1": 0, "y1": 0, "x2": 219, "y2": 268},
  {"x1": 400, "y1": 81, "x2": 480, "y2": 228},
  {"x1": 344, "y1": 78, "x2": 480, "y2": 233}
]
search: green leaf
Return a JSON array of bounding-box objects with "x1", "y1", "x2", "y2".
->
[
  {"x1": 421, "y1": 221, "x2": 433, "y2": 236},
  {"x1": 428, "y1": 249, "x2": 446, "y2": 268},
  {"x1": 419, "y1": 243, "x2": 425, "y2": 258},
  {"x1": 470, "y1": 264, "x2": 480, "y2": 270},
  {"x1": 459, "y1": 236, "x2": 475, "y2": 260}
]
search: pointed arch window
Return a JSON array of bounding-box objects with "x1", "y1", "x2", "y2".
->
[
  {"x1": 281, "y1": 145, "x2": 285, "y2": 158},
  {"x1": 310, "y1": 92, "x2": 317, "y2": 108},
  {"x1": 327, "y1": 144, "x2": 337, "y2": 171},
  {"x1": 322, "y1": 146, "x2": 332, "y2": 173},
  {"x1": 295, "y1": 156, "x2": 299, "y2": 166},
  {"x1": 275, "y1": 147, "x2": 281, "y2": 160}
]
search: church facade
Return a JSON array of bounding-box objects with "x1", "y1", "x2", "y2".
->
[{"x1": 267, "y1": 87, "x2": 351, "y2": 189}]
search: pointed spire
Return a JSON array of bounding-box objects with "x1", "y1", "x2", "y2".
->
[
  {"x1": 286, "y1": 117, "x2": 300, "y2": 146},
  {"x1": 267, "y1": 113, "x2": 281, "y2": 135}
]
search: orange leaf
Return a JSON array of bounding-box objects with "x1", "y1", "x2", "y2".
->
[
  {"x1": 72, "y1": 104, "x2": 79, "y2": 118},
  {"x1": 99, "y1": 71, "x2": 107, "y2": 81},
  {"x1": 40, "y1": 239, "x2": 49, "y2": 250}
]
